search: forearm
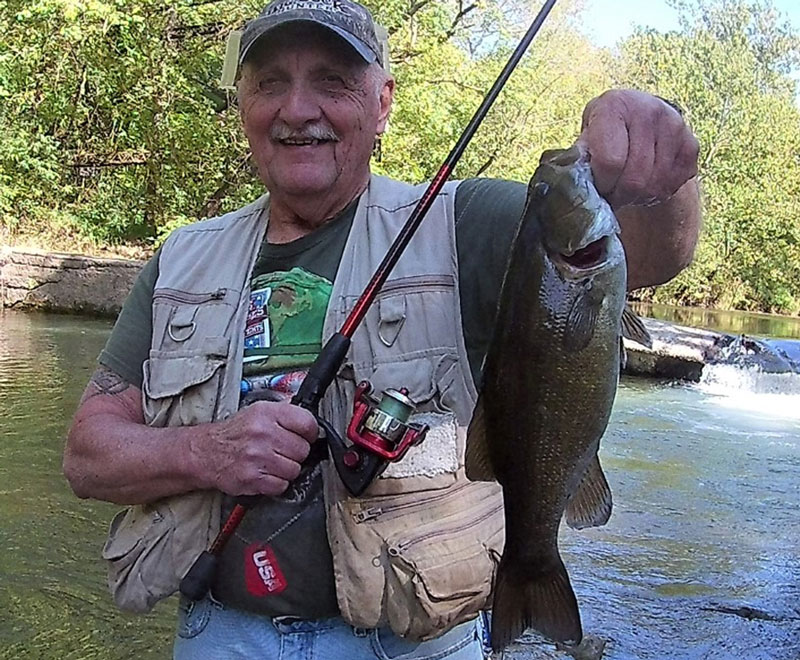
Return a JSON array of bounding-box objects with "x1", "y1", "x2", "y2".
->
[
  {"x1": 617, "y1": 176, "x2": 701, "y2": 290},
  {"x1": 63, "y1": 367, "x2": 212, "y2": 505},
  {"x1": 64, "y1": 367, "x2": 318, "y2": 505},
  {"x1": 65, "y1": 413, "x2": 212, "y2": 505}
]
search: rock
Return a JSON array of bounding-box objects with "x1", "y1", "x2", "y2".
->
[
  {"x1": 704, "y1": 333, "x2": 800, "y2": 373},
  {"x1": 0, "y1": 246, "x2": 145, "y2": 318},
  {"x1": 623, "y1": 318, "x2": 717, "y2": 381},
  {"x1": 5, "y1": 246, "x2": 793, "y2": 384},
  {"x1": 700, "y1": 604, "x2": 781, "y2": 622},
  {"x1": 555, "y1": 634, "x2": 608, "y2": 660}
]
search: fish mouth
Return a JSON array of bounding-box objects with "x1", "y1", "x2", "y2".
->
[{"x1": 555, "y1": 236, "x2": 610, "y2": 273}]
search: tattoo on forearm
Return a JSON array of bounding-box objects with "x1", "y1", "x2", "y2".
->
[{"x1": 80, "y1": 367, "x2": 132, "y2": 405}]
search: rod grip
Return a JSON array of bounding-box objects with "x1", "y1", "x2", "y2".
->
[
  {"x1": 292, "y1": 333, "x2": 351, "y2": 412},
  {"x1": 179, "y1": 550, "x2": 218, "y2": 602}
]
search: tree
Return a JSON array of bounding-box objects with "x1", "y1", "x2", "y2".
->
[
  {"x1": 0, "y1": 0, "x2": 607, "y2": 246},
  {"x1": 616, "y1": 0, "x2": 800, "y2": 313},
  {"x1": 0, "y1": 0, "x2": 266, "y2": 243}
]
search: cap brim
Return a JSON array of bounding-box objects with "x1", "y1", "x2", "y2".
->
[{"x1": 239, "y1": 15, "x2": 378, "y2": 66}]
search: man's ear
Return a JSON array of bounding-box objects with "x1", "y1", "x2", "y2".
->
[{"x1": 376, "y1": 76, "x2": 395, "y2": 134}]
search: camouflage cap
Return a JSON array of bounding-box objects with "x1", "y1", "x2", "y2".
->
[{"x1": 240, "y1": 0, "x2": 383, "y2": 67}]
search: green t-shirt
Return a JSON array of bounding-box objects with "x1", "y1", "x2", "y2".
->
[{"x1": 98, "y1": 178, "x2": 526, "y2": 617}]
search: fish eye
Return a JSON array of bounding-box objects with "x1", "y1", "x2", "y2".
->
[{"x1": 531, "y1": 182, "x2": 550, "y2": 200}]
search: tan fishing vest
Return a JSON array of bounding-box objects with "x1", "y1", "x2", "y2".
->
[{"x1": 101, "y1": 175, "x2": 504, "y2": 641}]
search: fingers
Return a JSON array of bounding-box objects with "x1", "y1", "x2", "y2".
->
[
  {"x1": 576, "y1": 97, "x2": 628, "y2": 197},
  {"x1": 275, "y1": 403, "x2": 319, "y2": 444},
  {"x1": 206, "y1": 401, "x2": 320, "y2": 496},
  {"x1": 613, "y1": 112, "x2": 655, "y2": 206},
  {"x1": 244, "y1": 401, "x2": 316, "y2": 465},
  {"x1": 577, "y1": 89, "x2": 699, "y2": 208},
  {"x1": 243, "y1": 473, "x2": 290, "y2": 498}
]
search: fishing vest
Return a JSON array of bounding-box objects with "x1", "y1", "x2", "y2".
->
[{"x1": 101, "y1": 175, "x2": 505, "y2": 641}]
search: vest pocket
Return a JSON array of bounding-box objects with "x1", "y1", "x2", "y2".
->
[
  {"x1": 143, "y1": 336, "x2": 229, "y2": 427},
  {"x1": 102, "y1": 491, "x2": 222, "y2": 614},
  {"x1": 382, "y1": 487, "x2": 504, "y2": 640},
  {"x1": 101, "y1": 504, "x2": 176, "y2": 612},
  {"x1": 346, "y1": 275, "x2": 459, "y2": 370},
  {"x1": 329, "y1": 478, "x2": 504, "y2": 641},
  {"x1": 152, "y1": 287, "x2": 233, "y2": 349}
]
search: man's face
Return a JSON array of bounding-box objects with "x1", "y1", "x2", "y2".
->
[{"x1": 238, "y1": 24, "x2": 393, "y2": 204}]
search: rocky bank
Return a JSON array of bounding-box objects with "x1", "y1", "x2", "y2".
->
[{"x1": 1, "y1": 247, "x2": 145, "y2": 318}]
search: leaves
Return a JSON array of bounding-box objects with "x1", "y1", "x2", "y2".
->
[
  {"x1": 1, "y1": 0, "x2": 800, "y2": 314},
  {"x1": 621, "y1": 0, "x2": 800, "y2": 314}
]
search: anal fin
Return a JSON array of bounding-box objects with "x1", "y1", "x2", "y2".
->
[{"x1": 566, "y1": 454, "x2": 613, "y2": 529}]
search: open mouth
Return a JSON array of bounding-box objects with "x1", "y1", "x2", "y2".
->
[
  {"x1": 278, "y1": 138, "x2": 332, "y2": 147},
  {"x1": 560, "y1": 237, "x2": 608, "y2": 270}
]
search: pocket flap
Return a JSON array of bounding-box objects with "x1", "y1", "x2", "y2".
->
[
  {"x1": 396, "y1": 544, "x2": 493, "y2": 600},
  {"x1": 102, "y1": 506, "x2": 158, "y2": 561},
  {"x1": 368, "y1": 358, "x2": 436, "y2": 406},
  {"x1": 145, "y1": 338, "x2": 229, "y2": 399},
  {"x1": 385, "y1": 487, "x2": 503, "y2": 597}
]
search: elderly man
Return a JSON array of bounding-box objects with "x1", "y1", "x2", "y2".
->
[{"x1": 63, "y1": 0, "x2": 701, "y2": 658}]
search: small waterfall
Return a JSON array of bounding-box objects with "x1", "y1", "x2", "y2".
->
[
  {"x1": 696, "y1": 335, "x2": 800, "y2": 417},
  {"x1": 699, "y1": 362, "x2": 800, "y2": 395}
]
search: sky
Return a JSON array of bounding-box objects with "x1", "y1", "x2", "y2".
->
[{"x1": 577, "y1": 0, "x2": 800, "y2": 48}]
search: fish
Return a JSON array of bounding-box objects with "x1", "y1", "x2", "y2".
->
[{"x1": 465, "y1": 144, "x2": 637, "y2": 650}]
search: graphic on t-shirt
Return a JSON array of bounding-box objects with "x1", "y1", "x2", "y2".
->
[
  {"x1": 240, "y1": 266, "x2": 332, "y2": 502},
  {"x1": 245, "y1": 286, "x2": 272, "y2": 349},
  {"x1": 242, "y1": 267, "x2": 332, "y2": 376},
  {"x1": 241, "y1": 370, "x2": 306, "y2": 402}
]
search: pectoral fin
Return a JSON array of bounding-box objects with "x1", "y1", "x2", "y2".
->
[
  {"x1": 465, "y1": 397, "x2": 496, "y2": 481},
  {"x1": 564, "y1": 284, "x2": 604, "y2": 352},
  {"x1": 621, "y1": 304, "x2": 652, "y2": 348},
  {"x1": 566, "y1": 454, "x2": 613, "y2": 529}
]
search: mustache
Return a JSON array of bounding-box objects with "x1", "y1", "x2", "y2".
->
[{"x1": 270, "y1": 122, "x2": 340, "y2": 142}]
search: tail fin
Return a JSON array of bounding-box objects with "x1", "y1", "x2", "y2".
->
[{"x1": 490, "y1": 555, "x2": 582, "y2": 651}]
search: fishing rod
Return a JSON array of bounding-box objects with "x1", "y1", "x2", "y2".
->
[{"x1": 179, "y1": 0, "x2": 558, "y2": 602}]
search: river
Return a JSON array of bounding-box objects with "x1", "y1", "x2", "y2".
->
[{"x1": 0, "y1": 308, "x2": 798, "y2": 659}]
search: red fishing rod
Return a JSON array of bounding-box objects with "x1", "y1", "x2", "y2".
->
[{"x1": 180, "y1": 0, "x2": 558, "y2": 602}]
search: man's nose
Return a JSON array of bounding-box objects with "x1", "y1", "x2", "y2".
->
[{"x1": 278, "y1": 82, "x2": 322, "y2": 127}]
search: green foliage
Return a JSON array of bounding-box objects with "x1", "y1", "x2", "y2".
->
[
  {"x1": 373, "y1": 0, "x2": 611, "y2": 183},
  {"x1": 0, "y1": 0, "x2": 266, "y2": 243},
  {"x1": 617, "y1": 0, "x2": 800, "y2": 314},
  {"x1": 1, "y1": 0, "x2": 605, "y2": 246},
  {"x1": 2, "y1": 0, "x2": 800, "y2": 314}
]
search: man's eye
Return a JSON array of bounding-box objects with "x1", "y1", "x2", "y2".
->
[
  {"x1": 258, "y1": 78, "x2": 281, "y2": 93},
  {"x1": 321, "y1": 74, "x2": 346, "y2": 88}
]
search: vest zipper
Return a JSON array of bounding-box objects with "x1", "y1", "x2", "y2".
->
[
  {"x1": 386, "y1": 501, "x2": 504, "y2": 557},
  {"x1": 153, "y1": 287, "x2": 228, "y2": 304},
  {"x1": 353, "y1": 481, "x2": 472, "y2": 524},
  {"x1": 378, "y1": 275, "x2": 455, "y2": 297}
]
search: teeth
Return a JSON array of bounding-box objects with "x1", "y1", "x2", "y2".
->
[{"x1": 281, "y1": 138, "x2": 322, "y2": 146}]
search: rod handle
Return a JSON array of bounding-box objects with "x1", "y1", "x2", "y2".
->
[{"x1": 179, "y1": 550, "x2": 218, "y2": 601}]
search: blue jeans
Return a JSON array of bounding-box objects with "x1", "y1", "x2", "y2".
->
[{"x1": 173, "y1": 595, "x2": 490, "y2": 659}]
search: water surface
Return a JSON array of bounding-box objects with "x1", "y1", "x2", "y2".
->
[
  {"x1": 0, "y1": 311, "x2": 175, "y2": 659},
  {"x1": 1, "y1": 309, "x2": 798, "y2": 659},
  {"x1": 631, "y1": 302, "x2": 800, "y2": 340}
]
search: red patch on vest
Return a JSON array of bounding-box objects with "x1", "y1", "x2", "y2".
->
[{"x1": 244, "y1": 543, "x2": 288, "y2": 597}]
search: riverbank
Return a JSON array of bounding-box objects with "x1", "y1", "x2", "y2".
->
[
  {"x1": 0, "y1": 246, "x2": 714, "y2": 380},
  {"x1": 0, "y1": 246, "x2": 145, "y2": 318}
]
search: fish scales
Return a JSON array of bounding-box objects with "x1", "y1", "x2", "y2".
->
[{"x1": 466, "y1": 144, "x2": 627, "y2": 651}]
